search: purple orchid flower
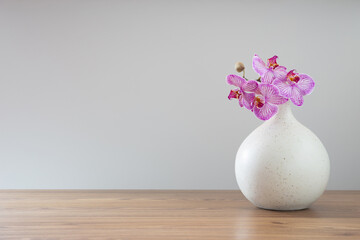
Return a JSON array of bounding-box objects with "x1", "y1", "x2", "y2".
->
[
  {"x1": 252, "y1": 54, "x2": 287, "y2": 84},
  {"x1": 273, "y1": 70, "x2": 315, "y2": 106},
  {"x1": 227, "y1": 75, "x2": 258, "y2": 110},
  {"x1": 250, "y1": 83, "x2": 288, "y2": 120}
]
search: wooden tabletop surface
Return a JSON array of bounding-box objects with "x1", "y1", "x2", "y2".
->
[{"x1": 0, "y1": 190, "x2": 359, "y2": 239}]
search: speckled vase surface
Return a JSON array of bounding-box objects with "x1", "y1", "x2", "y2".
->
[{"x1": 235, "y1": 102, "x2": 330, "y2": 210}]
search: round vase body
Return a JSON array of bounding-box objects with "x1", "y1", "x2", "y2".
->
[{"x1": 235, "y1": 102, "x2": 330, "y2": 210}]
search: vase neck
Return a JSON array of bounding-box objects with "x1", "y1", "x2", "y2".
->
[{"x1": 269, "y1": 101, "x2": 294, "y2": 122}]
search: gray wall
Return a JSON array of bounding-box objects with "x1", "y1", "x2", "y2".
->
[{"x1": 0, "y1": 0, "x2": 359, "y2": 190}]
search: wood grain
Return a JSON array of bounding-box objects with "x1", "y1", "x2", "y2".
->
[{"x1": 0, "y1": 190, "x2": 359, "y2": 239}]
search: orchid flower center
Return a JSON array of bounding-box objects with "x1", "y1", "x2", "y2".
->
[
  {"x1": 289, "y1": 75, "x2": 300, "y2": 83},
  {"x1": 267, "y1": 56, "x2": 279, "y2": 70},
  {"x1": 234, "y1": 90, "x2": 241, "y2": 98},
  {"x1": 268, "y1": 62, "x2": 279, "y2": 69},
  {"x1": 228, "y1": 89, "x2": 242, "y2": 100},
  {"x1": 287, "y1": 70, "x2": 300, "y2": 83},
  {"x1": 254, "y1": 96, "x2": 264, "y2": 108}
]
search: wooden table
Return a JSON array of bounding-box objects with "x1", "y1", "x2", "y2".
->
[{"x1": 0, "y1": 190, "x2": 359, "y2": 239}]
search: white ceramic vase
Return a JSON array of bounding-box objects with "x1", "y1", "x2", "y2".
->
[{"x1": 235, "y1": 101, "x2": 330, "y2": 210}]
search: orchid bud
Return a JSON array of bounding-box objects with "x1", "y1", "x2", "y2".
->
[{"x1": 235, "y1": 62, "x2": 245, "y2": 73}]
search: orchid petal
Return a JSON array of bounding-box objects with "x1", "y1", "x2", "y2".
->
[
  {"x1": 252, "y1": 54, "x2": 267, "y2": 76},
  {"x1": 242, "y1": 92, "x2": 255, "y2": 110},
  {"x1": 238, "y1": 93, "x2": 244, "y2": 107},
  {"x1": 262, "y1": 70, "x2": 275, "y2": 84},
  {"x1": 254, "y1": 102, "x2": 278, "y2": 120},
  {"x1": 297, "y1": 74, "x2": 315, "y2": 95},
  {"x1": 273, "y1": 66, "x2": 287, "y2": 81},
  {"x1": 290, "y1": 87, "x2": 304, "y2": 106},
  {"x1": 273, "y1": 79, "x2": 292, "y2": 98},
  {"x1": 227, "y1": 75, "x2": 245, "y2": 87},
  {"x1": 267, "y1": 93, "x2": 288, "y2": 105},
  {"x1": 258, "y1": 83, "x2": 279, "y2": 101},
  {"x1": 242, "y1": 80, "x2": 258, "y2": 92}
]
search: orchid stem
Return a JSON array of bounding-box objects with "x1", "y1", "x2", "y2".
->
[{"x1": 243, "y1": 69, "x2": 249, "y2": 81}]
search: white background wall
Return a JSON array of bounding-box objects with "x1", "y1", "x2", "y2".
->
[{"x1": 0, "y1": 0, "x2": 359, "y2": 189}]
